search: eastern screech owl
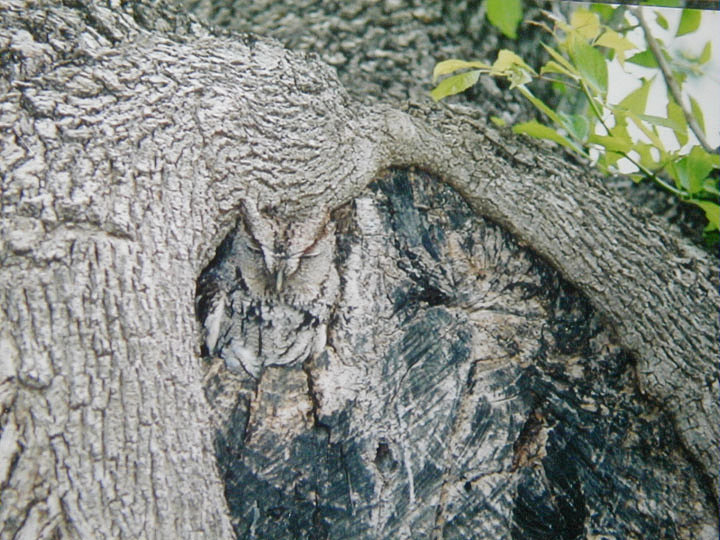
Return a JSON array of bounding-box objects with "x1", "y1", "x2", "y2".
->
[{"x1": 196, "y1": 199, "x2": 339, "y2": 379}]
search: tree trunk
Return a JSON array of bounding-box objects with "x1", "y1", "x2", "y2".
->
[{"x1": 0, "y1": 1, "x2": 716, "y2": 538}]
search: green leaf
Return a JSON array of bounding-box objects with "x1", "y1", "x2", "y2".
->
[
  {"x1": 666, "y1": 99, "x2": 688, "y2": 147},
  {"x1": 692, "y1": 200, "x2": 719, "y2": 231},
  {"x1": 588, "y1": 133, "x2": 633, "y2": 154},
  {"x1": 637, "y1": 113, "x2": 679, "y2": 130},
  {"x1": 569, "y1": 39, "x2": 608, "y2": 95},
  {"x1": 595, "y1": 29, "x2": 637, "y2": 65},
  {"x1": 608, "y1": 120, "x2": 632, "y2": 147},
  {"x1": 670, "y1": 158, "x2": 696, "y2": 193},
  {"x1": 690, "y1": 145, "x2": 719, "y2": 166},
  {"x1": 570, "y1": 10, "x2": 601, "y2": 41},
  {"x1": 589, "y1": 4, "x2": 614, "y2": 21},
  {"x1": 689, "y1": 95, "x2": 706, "y2": 136},
  {"x1": 430, "y1": 70, "x2": 481, "y2": 101},
  {"x1": 487, "y1": 0, "x2": 523, "y2": 39},
  {"x1": 541, "y1": 44, "x2": 580, "y2": 77},
  {"x1": 699, "y1": 41, "x2": 711, "y2": 65},
  {"x1": 676, "y1": 9, "x2": 701, "y2": 37},
  {"x1": 625, "y1": 111, "x2": 666, "y2": 150},
  {"x1": 616, "y1": 78, "x2": 652, "y2": 116},
  {"x1": 668, "y1": 147, "x2": 715, "y2": 195},
  {"x1": 635, "y1": 142, "x2": 662, "y2": 169},
  {"x1": 687, "y1": 146, "x2": 717, "y2": 192},
  {"x1": 703, "y1": 230, "x2": 719, "y2": 247},
  {"x1": 672, "y1": 69, "x2": 687, "y2": 87},
  {"x1": 490, "y1": 116, "x2": 507, "y2": 127},
  {"x1": 559, "y1": 112, "x2": 590, "y2": 142},
  {"x1": 703, "y1": 178, "x2": 720, "y2": 196},
  {"x1": 513, "y1": 121, "x2": 580, "y2": 152},
  {"x1": 655, "y1": 12, "x2": 669, "y2": 30},
  {"x1": 517, "y1": 87, "x2": 565, "y2": 127},
  {"x1": 541, "y1": 60, "x2": 578, "y2": 79},
  {"x1": 491, "y1": 49, "x2": 534, "y2": 88},
  {"x1": 491, "y1": 49, "x2": 529, "y2": 73},
  {"x1": 627, "y1": 50, "x2": 658, "y2": 68},
  {"x1": 433, "y1": 59, "x2": 491, "y2": 82},
  {"x1": 598, "y1": 150, "x2": 624, "y2": 169},
  {"x1": 665, "y1": 160, "x2": 684, "y2": 189},
  {"x1": 551, "y1": 80, "x2": 569, "y2": 95}
]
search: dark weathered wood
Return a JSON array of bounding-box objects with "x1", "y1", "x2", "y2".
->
[
  {"x1": 378, "y1": 103, "x2": 720, "y2": 502},
  {"x1": 202, "y1": 168, "x2": 716, "y2": 539},
  {"x1": 0, "y1": 1, "x2": 717, "y2": 538}
]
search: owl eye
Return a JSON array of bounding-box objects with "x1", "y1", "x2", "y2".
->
[
  {"x1": 299, "y1": 224, "x2": 333, "y2": 259},
  {"x1": 300, "y1": 238, "x2": 326, "y2": 259},
  {"x1": 244, "y1": 234, "x2": 263, "y2": 255},
  {"x1": 301, "y1": 247, "x2": 322, "y2": 259}
]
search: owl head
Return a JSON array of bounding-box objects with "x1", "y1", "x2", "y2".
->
[{"x1": 232, "y1": 199, "x2": 336, "y2": 299}]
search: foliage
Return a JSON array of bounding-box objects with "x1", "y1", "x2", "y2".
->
[
  {"x1": 486, "y1": 0, "x2": 523, "y2": 38},
  {"x1": 433, "y1": 4, "x2": 719, "y2": 247}
]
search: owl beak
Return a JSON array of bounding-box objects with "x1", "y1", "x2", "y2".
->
[{"x1": 274, "y1": 261, "x2": 286, "y2": 293}]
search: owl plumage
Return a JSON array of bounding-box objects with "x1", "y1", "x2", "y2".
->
[
  {"x1": 197, "y1": 202, "x2": 339, "y2": 379},
  {"x1": 202, "y1": 288, "x2": 227, "y2": 356}
]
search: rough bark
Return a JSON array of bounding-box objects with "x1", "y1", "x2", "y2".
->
[
  {"x1": 184, "y1": 0, "x2": 553, "y2": 116},
  {"x1": 0, "y1": 1, "x2": 717, "y2": 538},
  {"x1": 188, "y1": 0, "x2": 712, "y2": 249}
]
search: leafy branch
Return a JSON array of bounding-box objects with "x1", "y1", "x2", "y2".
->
[
  {"x1": 632, "y1": 7, "x2": 713, "y2": 153},
  {"x1": 431, "y1": 6, "x2": 719, "y2": 246}
]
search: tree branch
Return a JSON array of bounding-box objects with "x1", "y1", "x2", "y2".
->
[{"x1": 632, "y1": 7, "x2": 714, "y2": 153}]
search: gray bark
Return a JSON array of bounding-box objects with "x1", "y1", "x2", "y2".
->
[
  {"x1": 0, "y1": 1, "x2": 717, "y2": 538},
  {"x1": 184, "y1": 0, "x2": 550, "y2": 116},
  {"x1": 187, "y1": 0, "x2": 711, "y2": 246}
]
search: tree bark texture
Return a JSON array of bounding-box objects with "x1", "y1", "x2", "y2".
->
[
  {"x1": 186, "y1": 0, "x2": 713, "y2": 251},
  {"x1": 183, "y1": 0, "x2": 554, "y2": 117},
  {"x1": 0, "y1": 1, "x2": 717, "y2": 538}
]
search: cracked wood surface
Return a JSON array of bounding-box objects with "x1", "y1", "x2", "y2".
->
[
  {"x1": 0, "y1": 0, "x2": 717, "y2": 538},
  {"x1": 202, "y1": 168, "x2": 716, "y2": 538}
]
